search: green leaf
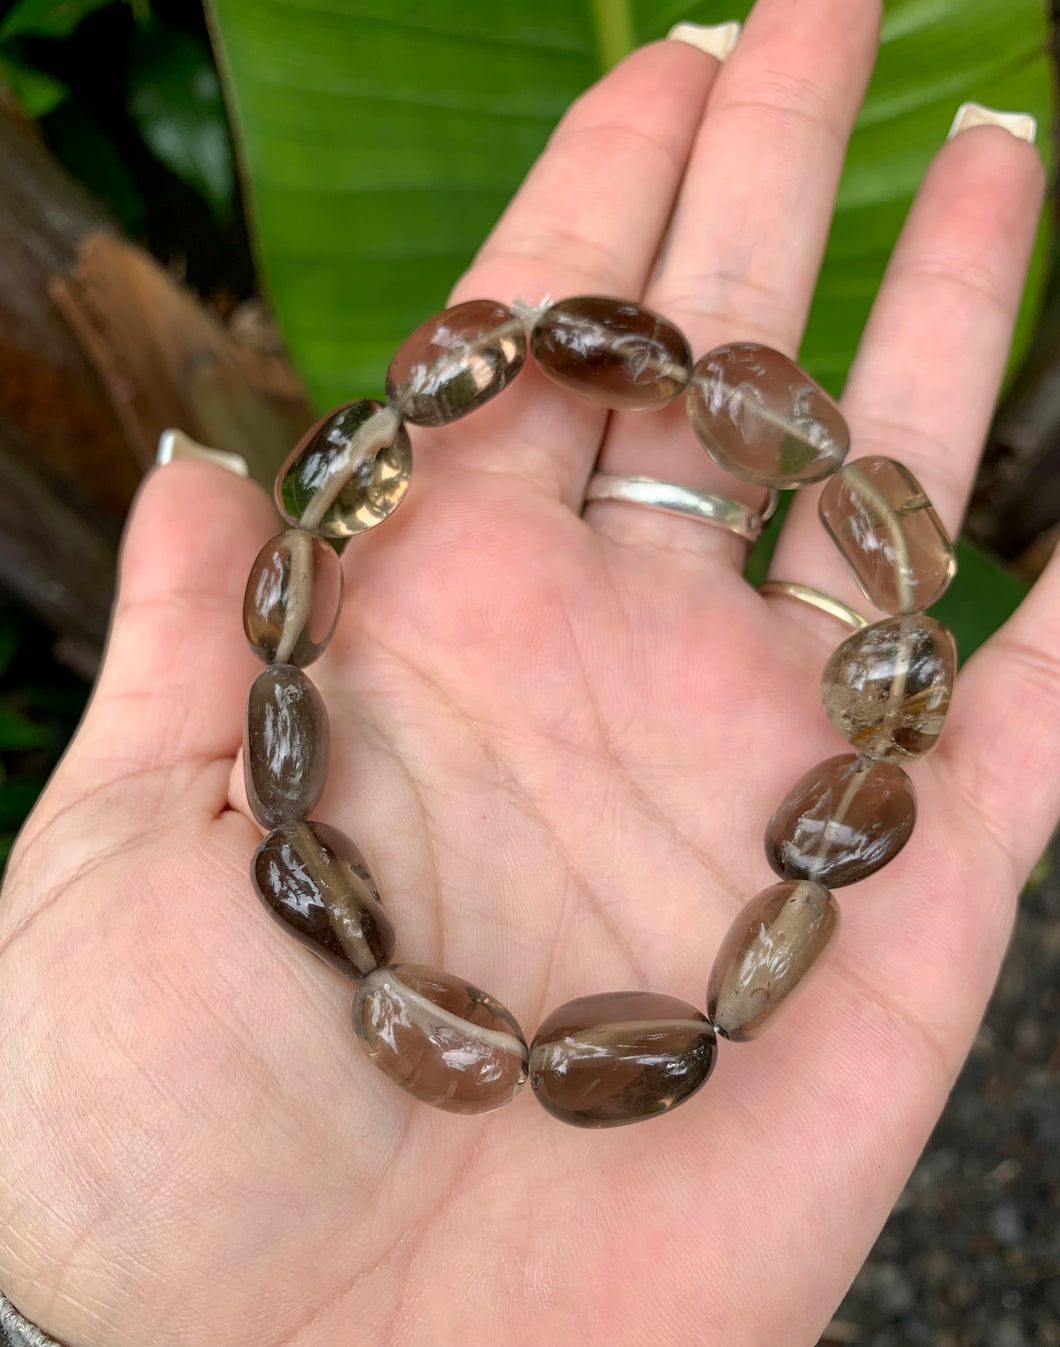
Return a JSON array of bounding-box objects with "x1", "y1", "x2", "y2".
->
[
  {"x1": 43, "y1": 95, "x2": 147, "y2": 232},
  {"x1": 932, "y1": 537, "x2": 1028, "y2": 660},
  {"x1": 0, "y1": 49, "x2": 68, "y2": 116},
  {"x1": 128, "y1": 22, "x2": 235, "y2": 224},
  {"x1": 208, "y1": 0, "x2": 1051, "y2": 650},
  {"x1": 0, "y1": 0, "x2": 114, "y2": 41},
  {"x1": 208, "y1": 0, "x2": 1053, "y2": 411},
  {"x1": 0, "y1": 701, "x2": 47, "y2": 751},
  {"x1": 0, "y1": 775, "x2": 46, "y2": 830}
]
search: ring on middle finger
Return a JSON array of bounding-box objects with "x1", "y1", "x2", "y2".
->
[{"x1": 583, "y1": 473, "x2": 778, "y2": 545}]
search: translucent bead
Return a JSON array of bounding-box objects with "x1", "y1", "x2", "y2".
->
[
  {"x1": 686, "y1": 343, "x2": 849, "y2": 487},
  {"x1": 244, "y1": 665, "x2": 329, "y2": 829},
  {"x1": 252, "y1": 821, "x2": 394, "y2": 978},
  {"x1": 766, "y1": 753, "x2": 916, "y2": 888},
  {"x1": 276, "y1": 400, "x2": 411, "y2": 538},
  {"x1": 822, "y1": 614, "x2": 957, "y2": 761},
  {"x1": 818, "y1": 456, "x2": 956, "y2": 613},
  {"x1": 530, "y1": 296, "x2": 691, "y2": 410},
  {"x1": 353, "y1": 964, "x2": 528, "y2": 1114},
  {"x1": 385, "y1": 299, "x2": 527, "y2": 425},
  {"x1": 243, "y1": 530, "x2": 343, "y2": 667},
  {"x1": 708, "y1": 880, "x2": 839, "y2": 1041},
  {"x1": 529, "y1": 991, "x2": 716, "y2": 1129}
]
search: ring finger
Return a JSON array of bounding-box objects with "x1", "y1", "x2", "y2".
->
[
  {"x1": 765, "y1": 116, "x2": 1045, "y2": 644},
  {"x1": 587, "y1": 0, "x2": 881, "y2": 563}
]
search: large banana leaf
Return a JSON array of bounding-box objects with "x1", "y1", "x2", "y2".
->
[
  {"x1": 208, "y1": 0, "x2": 1052, "y2": 409},
  {"x1": 207, "y1": 0, "x2": 1053, "y2": 649}
]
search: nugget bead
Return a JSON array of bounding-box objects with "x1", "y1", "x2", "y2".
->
[
  {"x1": 819, "y1": 456, "x2": 956, "y2": 613},
  {"x1": 244, "y1": 665, "x2": 330, "y2": 829},
  {"x1": 530, "y1": 296, "x2": 691, "y2": 410},
  {"x1": 529, "y1": 992, "x2": 716, "y2": 1128},
  {"x1": 687, "y1": 342, "x2": 850, "y2": 487},
  {"x1": 276, "y1": 400, "x2": 412, "y2": 537},
  {"x1": 766, "y1": 753, "x2": 916, "y2": 887},
  {"x1": 385, "y1": 299, "x2": 527, "y2": 425},
  {"x1": 822, "y1": 614, "x2": 957, "y2": 760},
  {"x1": 708, "y1": 881, "x2": 839, "y2": 1041},
  {"x1": 252, "y1": 822, "x2": 394, "y2": 978},
  {"x1": 353, "y1": 964, "x2": 529, "y2": 1114},
  {"x1": 243, "y1": 530, "x2": 343, "y2": 667}
]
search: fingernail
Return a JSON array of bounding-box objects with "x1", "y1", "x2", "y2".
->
[
  {"x1": 156, "y1": 428, "x2": 249, "y2": 476},
  {"x1": 666, "y1": 20, "x2": 741, "y2": 62},
  {"x1": 948, "y1": 102, "x2": 1037, "y2": 145}
]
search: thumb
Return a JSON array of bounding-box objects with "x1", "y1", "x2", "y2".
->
[{"x1": 29, "y1": 457, "x2": 278, "y2": 829}]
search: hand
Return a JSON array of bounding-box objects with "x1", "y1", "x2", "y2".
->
[{"x1": 0, "y1": 4, "x2": 1053, "y2": 1344}]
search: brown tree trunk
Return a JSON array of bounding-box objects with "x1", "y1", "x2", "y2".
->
[{"x1": 0, "y1": 103, "x2": 313, "y2": 671}]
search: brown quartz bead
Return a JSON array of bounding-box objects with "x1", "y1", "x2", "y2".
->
[
  {"x1": 529, "y1": 991, "x2": 716, "y2": 1128},
  {"x1": 252, "y1": 821, "x2": 394, "y2": 978},
  {"x1": 353, "y1": 963, "x2": 528, "y2": 1114},
  {"x1": 822, "y1": 614, "x2": 957, "y2": 761},
  {"x1": 708, "y1": 880, "x2": 839, "y2": 1041},
  {"x1": 276, "y1": 400, "x2": 411, "y2": 538},
  {"x1": 243, "y1": 530, "x2": 343, "y2": 667},
  {"x1": 530, "y1": 296, "x2": 691, "y2": 411},
  {"x1": 818, "y1": 456, "x2": 956, "y2": 613},
  {"x1": 766, "y1": 753, "x2": 916, "y2": 888},
  {"x1": 244, "y1": 665, "x2": 329, "y2": 829},
  {"x1": 686, "y1": 343, "x2": 850, "y2": 487},
  {"x1": 385, "y1": 299, "x2": 527, "y2": 425}
]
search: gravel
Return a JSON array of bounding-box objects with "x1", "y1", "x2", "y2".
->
[{"x1": 821, "y1": 835, "x2": 1060, "y2": 1346}]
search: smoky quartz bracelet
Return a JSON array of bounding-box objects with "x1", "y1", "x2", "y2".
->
[{"x1": 243, "y1": 295, "x2": 958, "y2": 1128}]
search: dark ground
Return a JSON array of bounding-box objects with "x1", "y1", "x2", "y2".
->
[{"x1": 823, "y1": 836, "x2": 1060, "y2": 1346}]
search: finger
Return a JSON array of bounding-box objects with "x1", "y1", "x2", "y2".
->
[
  {"x1": 42, "y1": 461, "x2": 276, "y2": 807},
  {"x1": 588, "y1": 0, "x2": 881, "y2": 563},
  {"x1": 417, "y1": 40, "x2": 722, "y2": 503},
  {"x1": 940, "y1": 541, "x2": 1060, "y2": 889},
  {"x1": 767, "y1": 116, "x2": 1045, "y2": 637}
]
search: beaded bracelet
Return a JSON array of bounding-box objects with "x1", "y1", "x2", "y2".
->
[{"x1": 241, "y1": 296, "x2": 957, "y2": 1128}]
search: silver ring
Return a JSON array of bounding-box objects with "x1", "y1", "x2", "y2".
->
[
  {"x1": 758, "y1": 581, "x2": 870, "y2": 631},
  {"x1": 583, "y1": 474, "x2": 779, "y2": 544}
]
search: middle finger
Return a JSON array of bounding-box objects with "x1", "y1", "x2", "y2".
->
[{"x1": 588, "y1": 0, "x2": 882, "y2": 563}]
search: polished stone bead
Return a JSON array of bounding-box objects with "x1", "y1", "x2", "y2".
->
[
  {"x1": 686, "y1": 343, "x2": 849, "y2": 487},
  {"x1": 252, "y1": 821, "x2": 394, "y2": 978},
  {"x1": 818, "y1": 456, "x2": 956, "y2": 613},
  {"x1": 530, "y1": 296, "x2": 691, "y2": 410},
  {"x1": 385, "y1": 299, "x2": 527, "y2": 426},
  {"x1": 353, "y1": 964, "x2": 528, "y2": 1114},
  {"x1": 243, "y1": 530, "x2": 343, "y2": 668},
  {"x1": 244, "y1": 665, "x2": 329, "y2": 829},
  {"x1": 276, "y1": 400, "x2": 411, "y2": 538},
  {"x1": 766, "y1": 753, "x2": 916, "y2": 887},
  {"x1": 708, "y1": 880, "x2": 839, "y2": 1041},
  {"x1": 529, "y1": 991, "x2": 716, "y2": 1128},
  {"x1": 822, "y1": 614, "x2": 957, "y2": 761}
]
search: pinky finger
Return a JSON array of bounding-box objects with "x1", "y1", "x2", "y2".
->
[{"x1": 942, "y1": 543, "x2": 1060, "y2": 886}]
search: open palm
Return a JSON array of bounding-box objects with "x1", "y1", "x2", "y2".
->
[{"x1": 2, "y1": 5, "x2": 1057, "y2": 1345}]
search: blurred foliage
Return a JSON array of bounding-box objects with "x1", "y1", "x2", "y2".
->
[
  {"x1": 0, "y1": 605, "x2": 87, "y2": 869},
  {"x1": 2, "y1": 0, "x2": 247, "y2": 286},
  {"x1": 0, "y1": 0, "x2": 129, "y2": 117},
  {"x1": 128, "y1": 19, "x2": 234, "y2": 224}
]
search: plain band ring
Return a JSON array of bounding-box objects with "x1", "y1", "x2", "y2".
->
[
  {"x1": 758, "y1": 581, "x2": 870, "y2": 631},
  {"x1": 584, "y1": 473, "x2": 779, "y2": 544}
]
